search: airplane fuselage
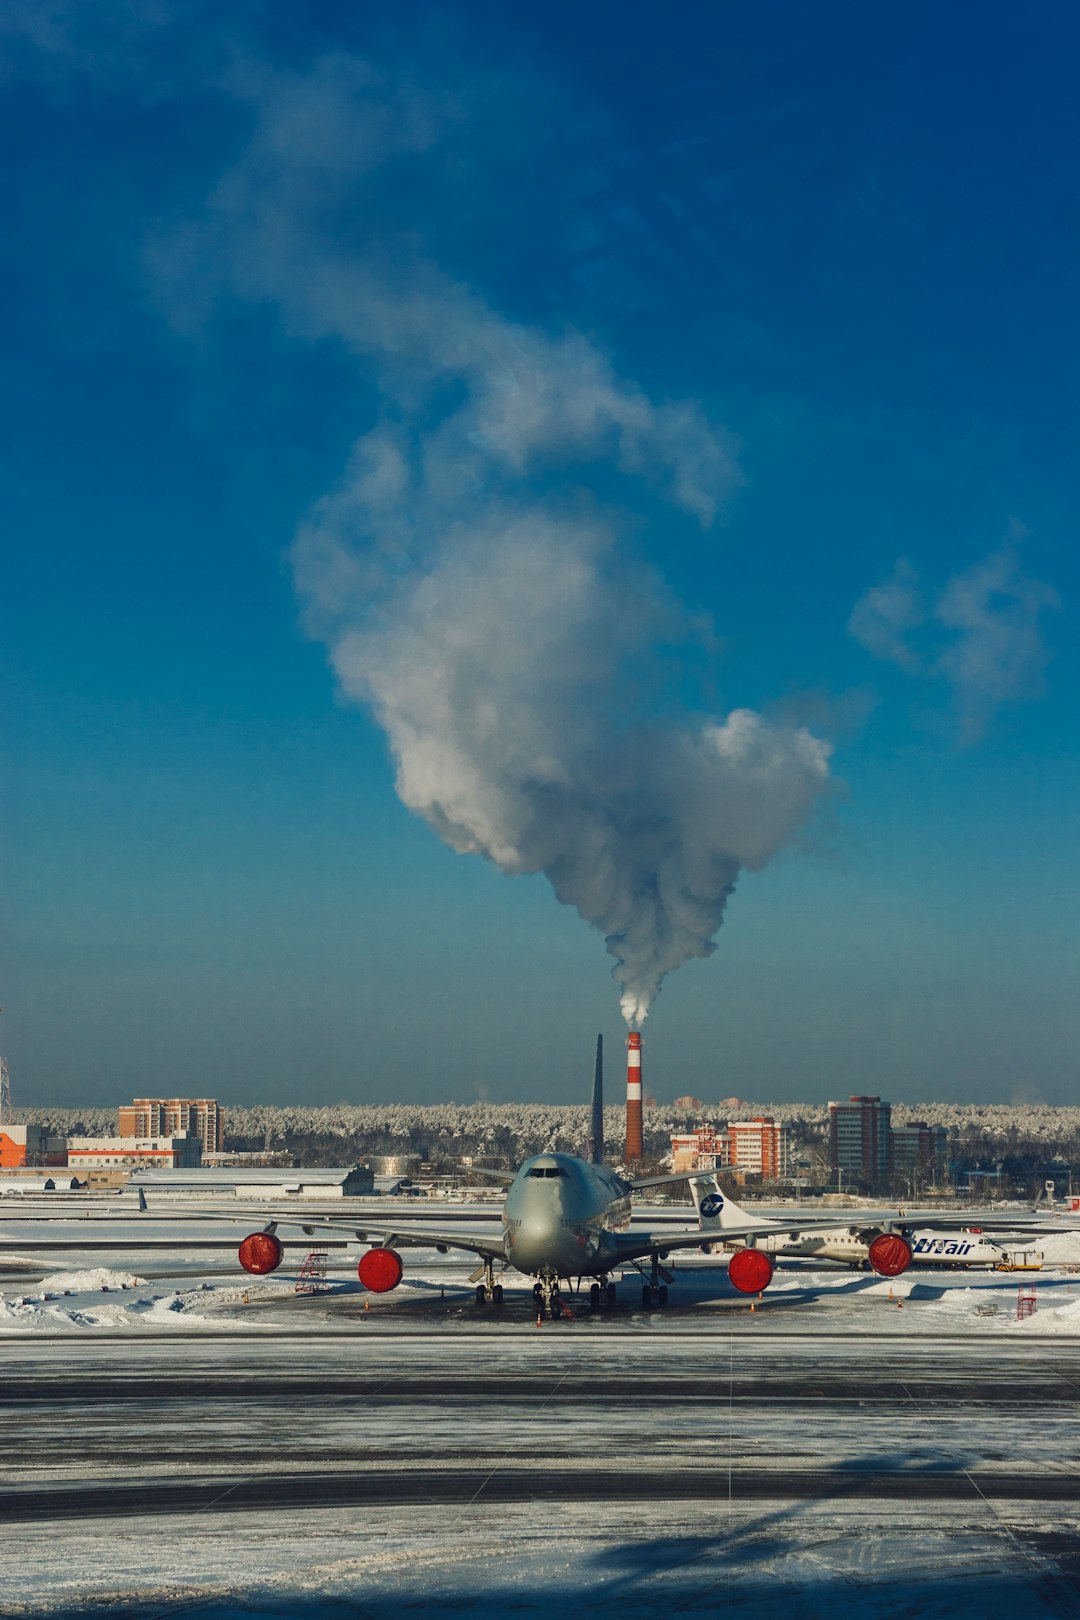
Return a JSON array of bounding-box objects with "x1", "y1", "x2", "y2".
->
[
  {"x1": 501, "y1": 1153, "x2": 631, "y2": 1278},
  {"x1": 738, "y1": 1227, "x2": 1027, "y2": 1268}
]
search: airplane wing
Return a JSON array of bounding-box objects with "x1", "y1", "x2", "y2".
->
[
  {"x1": 611, "y1": 1216, "x2": 861, "y2": 1264},
  {"x1": 295, "y1": 1215, "x2": 505, "y2": 1262},
  {"x1": 277, "y1": 1213, "x2": 507, "y2": 1262},
  {"x1": 833, "y1": 1209, "x2": 1078, "y2": 1235},
  {"x1": 343, "y1": 1222, "x2": 506, "y2": 1261},
  {"x1": 627, "y1": 1170, "x2": 722, "y2": 1192},
  {"x1": 613, "y1": 1210, "x2": 1080, "y2": 1266},
  {"x1": 139, "y1": 1197, "x2": 507, "y2": 1262}
]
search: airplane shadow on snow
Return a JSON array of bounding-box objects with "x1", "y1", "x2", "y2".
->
[{"x1": 46, "y1": 1521, "x2": 1079, "y2": 1620}]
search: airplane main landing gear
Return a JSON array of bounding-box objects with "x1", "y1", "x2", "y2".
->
[
  {"x1": 474, "y1": 1259, "x2": 505, "y2": 1306},
  {"x1": 641, "y1": 1253, "x2": 671, "y2": 1308},
  {"x1": 584, "y1": 1276, "x2": 617, "y2": 1308}
]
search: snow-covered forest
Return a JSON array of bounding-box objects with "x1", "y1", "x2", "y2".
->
[{"x1": 15, "y1": 1100, "x2": 1080, "y2": 1169}]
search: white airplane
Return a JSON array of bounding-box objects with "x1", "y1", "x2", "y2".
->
[{"x1": 691, "y1": 1179, "x2": 1045, "y2": 1274}]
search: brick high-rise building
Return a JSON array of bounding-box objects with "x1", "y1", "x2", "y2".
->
[
  {"x1": 727, "y1": 1117, "x2": 790, "y2": 1179},
  {"x1": 119, "y1": 1098, "x2": 222, "y2": 1155},
  {"x1": 829, "y1": 1096, "x2": 892, "y2": 1180},
  {"x1": 670, "y1": 1117, "x2": 791, "y2": 1180}
]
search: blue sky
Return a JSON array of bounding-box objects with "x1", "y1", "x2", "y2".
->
[{"x1": 2, "y1": 2, "x2": 1077, "y2": 1107}]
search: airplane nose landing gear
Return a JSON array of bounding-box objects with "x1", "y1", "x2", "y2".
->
[{"x1": 535, "y1": 1269, "x2": 564, "y2": 1319}]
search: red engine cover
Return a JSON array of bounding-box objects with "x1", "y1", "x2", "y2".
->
[
  {"x1": 238, "y1": 1232, "x2": 283, "y2": 1275},
  {"x1": 867, "y1": 1232, "x2": 913, "y2": 1277},
  {"x1": 728, "y1": 1247, "x2": 774, "y2": 1294},
  {"x1": 358, "y1": 1247, "x2": 404, "y2": 1293}
]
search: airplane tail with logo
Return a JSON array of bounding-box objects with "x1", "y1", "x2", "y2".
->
[
  {"x1": 692, "y1": 1175, "x2": 744, "y2": 1231},
  {"x1": 691, "y1": 1176, "x2": 780, "y2": 1237}
]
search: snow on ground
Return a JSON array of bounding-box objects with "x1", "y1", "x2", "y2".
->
[
  {"x1": 0, "y1": 1260, "x2": 298, "y2": 1332},
  {"x1": 4, "y1": 1204, "x2": 1080, "y2": 1618},
  {"x1": 5, "y1": 1500, "x2": 1078, "y2": 1619},
  {"x1": 2, "y1": 1204, "x2": 1080, "y2": 1336}
]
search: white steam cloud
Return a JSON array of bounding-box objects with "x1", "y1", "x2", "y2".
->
[
  {"x1": 849, "y1": 549, "x2": 1058, "y2": 741},
  {"x1": 292, "y1": 313, "x2": 831, "y2": 1024},
  {"x1": 160, "y1": 49, "x2": 834, "y2": 1022}
]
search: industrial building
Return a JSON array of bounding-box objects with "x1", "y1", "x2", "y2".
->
[
  {"x1": 119, "y1": 1098, "x2": 222, "y2": 1154},
  {"x1": 67, "y1": 1133, "x2": 203, "y2": 1171},
  {"x1": 670, "y1": 1124, "x2": 725, "y2": 1172},
  {"x1": 127, "y1": 1165, "x2": 374, "y2": 1198},
  {"x1": 0, "y1": 1175, "x2": 82, "y2": 1194},
  {"x1": 0, "y1": 1123, "x2": 68, "y2": 1169}
]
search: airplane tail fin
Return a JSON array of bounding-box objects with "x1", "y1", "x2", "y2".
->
[
  {"x1": 588, "y1": 1034, "x2": 604, "y2": 1165},
  {"x1": 691, "y1": 1175, "x2": 769, "y2": 1233}
]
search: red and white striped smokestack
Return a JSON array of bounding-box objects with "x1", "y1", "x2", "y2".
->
[{"x1": 626, "y1": 1031, "x2": 644, "y2": 1163}]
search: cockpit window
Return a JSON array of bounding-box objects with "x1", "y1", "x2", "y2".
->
[{"x1": 526, "y1": 1167, "x2": 567, "y2": 1178}]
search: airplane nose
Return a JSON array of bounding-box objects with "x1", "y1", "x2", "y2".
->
[
  {"x1": 512, "y1": 1215, "x2": 554, "y2": 1270},
  {"x1": 510, "y1": 1212, "x2": 581, "y2": 1275}
]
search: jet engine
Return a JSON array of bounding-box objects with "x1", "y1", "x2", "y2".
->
[
  {"x1": 727, "y1": 1246, "x2": 774, "y2": 1294},
  {"x1": 358, "y1": 1246, "x2": 404, "y2": 1292},
  {"x1": 867, "y1": 1231, "x2": 913, "y2": 1277},
  {"x1": 238, "y1": 1232, "x2": 284, "y2": 1274}
]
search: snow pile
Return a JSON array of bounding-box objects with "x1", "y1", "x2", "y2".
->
[
  {"x1": 1008, "y1": 1292, "x2": 1080, "y2": 1333},
  {"x1": 1028, "y1": 1230, "x2": 1080, "y2": 1265},
  {"x1": 853, "y1": 1277, "x2": 915, "y2": 1299},
  {"x1": 0, "y1": 1275, "x2": 295, "y2": 1332},
  {"x1": 34, "y1": 1266, "x2": 146, "y2": 1295}
]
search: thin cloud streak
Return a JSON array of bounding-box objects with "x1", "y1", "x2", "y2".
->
[{"x1": 849, "y1": 549, "x2": 1058, "y2": 740}]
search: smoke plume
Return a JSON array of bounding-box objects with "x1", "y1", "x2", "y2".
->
[
  {"x1": 166, "y1": 48, "x2": 834, "y2": 1022},
  {"x1": 291, "y1": 303, "x2": 831, "y2": 1024}
]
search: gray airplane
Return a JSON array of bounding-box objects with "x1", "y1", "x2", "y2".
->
[{"x1": 232, "y1": 1037, "x2": 903, "y2": 1315}]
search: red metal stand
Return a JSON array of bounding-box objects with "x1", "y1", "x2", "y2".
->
[{"x1": 295, "y1": 1248, "x2": 329, "y2": 1295}]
